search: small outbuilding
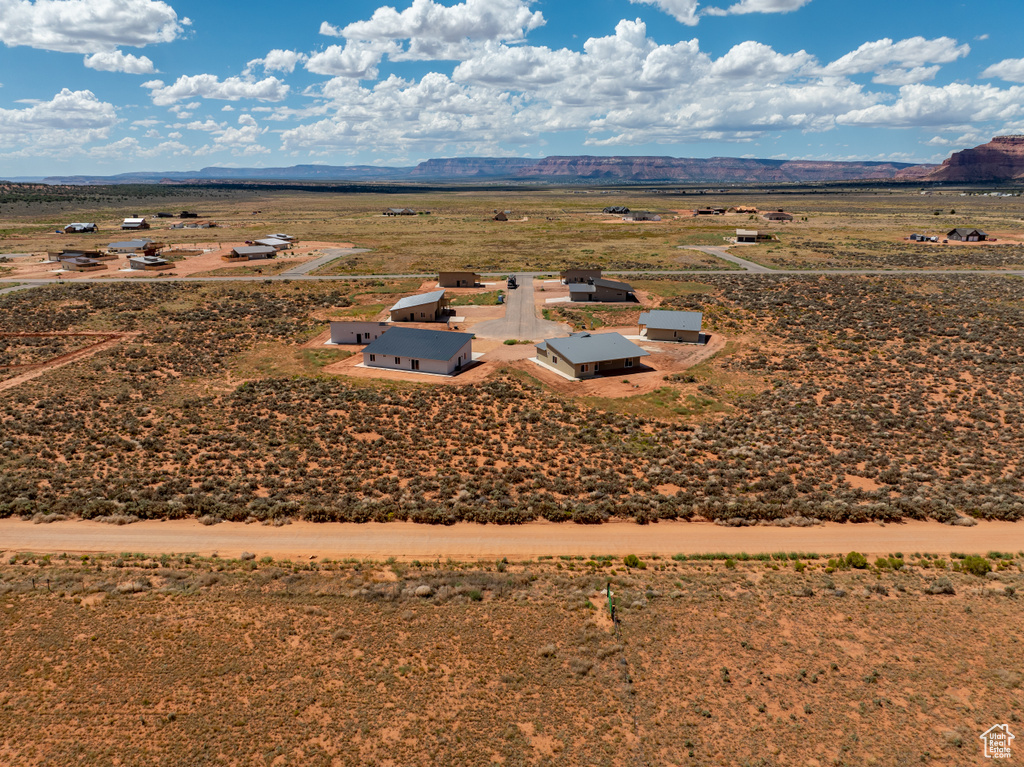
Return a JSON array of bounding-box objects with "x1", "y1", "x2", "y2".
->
[
  {"x1": 227, "y1": 245, "x2": 276, "y2": 260},
  {"x1": 947, "y1": 227, "x2": 988, "y2": 242},
  {"x1": 438, "y1": 271, "x2": 480, "y2": 288},
  {"x1": 328, "y1": 321, "x2": 390, "y2": 345},
  {"x1": 535, "y1": 332, "x2": 650, "y2": 380},
  {"x1": 383, "y1": 208, "x2": 416, "y2": 216},
  {"x1": 569, "y1": 277, "x2": 635, "y2": 303},
  {"x1": 762, "y1": 211, "x2": 794, "y2": 221},
  {"x1": 735, "y1": 229, "x2": 772, "y2": 243},
  {"x1": 129, "y1": 255, "x2": 172, "y2": 271},
  {"x1": 603, "y1": 206, "x2": 630, "y2": 214},
  {"x1": 108, "y1": 239, "x2": 159, "y2": 255},
  {"x1": 121, "y1": 217, "x2": 150, "y2": 230},
  {"x1": 268, "y1": 233, "x2": 295, "y2": 242},
  {"x1": 638, "y1": 310, "x2": 703, "y2": 343},
  {"x1": 63, "y1": 223, "x2": 97, "y2": 233},
  {"x1": 362, "y1": 327, "x2": 473, "y2": 375},
  {"x1": 389, "y1": 289, "x2": 449, "y2": 322},
  {"x1": 492, "y1": 211, "x2": 509, "y2": 221},
  {"x1": 627, "y1": 211, "x2": 661, "y2": 221},
  {"x1": 561, "y1": 268, "x2": 603, "y2": 284}
]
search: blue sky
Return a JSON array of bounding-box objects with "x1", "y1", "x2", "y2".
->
[{"x1": 1, "y1": 0, "x2": 1023, "y2": 175}]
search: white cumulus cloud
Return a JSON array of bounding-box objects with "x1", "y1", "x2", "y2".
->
[
  {"x1": 244, "y1": 49, "x2": 308, "y2": 75},
  {"x1": 0, "y1": 0, "x2": 187, "y2": 53},
  {"x1": 143, "y1": 75, "x2": 289, "y2": 106},
  {"x1": 838, "y1": 83, "x2": 1024, "y2": 127},
  {"x1": 823, "y1": 36, "x2": 969, "y2": 77},
  {"x1": 629, "y1": 0, "x2": 700, "y2": 26},
  {"x1": 0, "y1": 88, "x2": 117, "y2": 147},
  {"x1": 704, "y1": 0, "x2": 812, "y2": 16},
  {"x1": 83, "y1": 50, "x2": 156, "y2": 74},
  {"x1": 322, "y1": 0, "x2": 545, "y2": 60},
  {"x1": 982, "y1": 57, "x2": 1024, "y2": 83}
]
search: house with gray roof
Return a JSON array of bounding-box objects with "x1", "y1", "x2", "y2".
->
[
  {"x1": 108, "y1": 238, "x2": 158, "y2": 255},
  {"x1": 129, "y1": 255, "x2": 172, "y2": 271},
  {"x1": 389, "y1": 289, "x2": 449, "y2": 322},
  {"x1": 569, "y1": 277, "x2": 635, "y2": 303},
  {"x1": 438, "y1": 271, "x2": 480, "y2": 288},
  {"x1": 254, "y1": 237, "x2": 292, "y2": 251},
  {"x1": 227, "y1": 245, "x2": 276, "y2": 260},
  {"x1": 60, "y1": 256, "x2": 106, "y2": 272},
  {"x1": 561, "y1": 268, "x2": 602, "y2": 284},
  {"x1": 947, "y1": 227, "x2": 988, "y2": 242},
  {"x1": 535, "y1": 332, "x2": 650, "y2": 380},
  {"x1": 638, "y1": 310, "x2": 703, "y2": 343},
  {"x1": 383, "y1": 207, "x2": 416, "y2": 216},
  {"x1": 121, "y1": 217, "x2": 150, "y2": 230},
  {"x1": 363, "y1": 327, "x2": 473, "y2": 375},
  {"x1": 63, "y1": 223, "x2": 97, "y2": 233}
]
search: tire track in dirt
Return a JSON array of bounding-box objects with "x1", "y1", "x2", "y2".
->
[{"x1": 0, "y1": 332, "x2": 138, "y2": 393}]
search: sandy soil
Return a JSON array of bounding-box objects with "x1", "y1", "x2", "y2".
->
[
  {"x1": 0, "y1": 332, "x2": 137, "y2": 393},
  {"x1": 2, "y1": 518, "x2": 1019, "y2": 561}
]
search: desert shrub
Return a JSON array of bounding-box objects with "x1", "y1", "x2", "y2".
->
[
  {"x1": 623, "y1": 554, "x2": 645, "y2": 570},
  {"x1": 845, "y1": 552, "x2": 868, "y2": 569},
  {"x1": 960, "y1": 555, "x2": 992, "y2": 577},
  {"x1": 927, "y1": 577, "x2": 955, "y2": 595}
]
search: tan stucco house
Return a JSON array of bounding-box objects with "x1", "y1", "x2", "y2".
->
[{"x1": 535, "y1": 332, "x2": 650, "y2": 380}]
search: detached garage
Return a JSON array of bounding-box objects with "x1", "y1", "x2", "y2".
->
[
  {"x1": 638, "y1": 310, "x2": 703, "y2": 343},
  {"x1": 328, "y1": 321, "x2": 390, "y2": 345},
  {"x1": 362, "y1": 327, "x2": 473, "y2": 376}
]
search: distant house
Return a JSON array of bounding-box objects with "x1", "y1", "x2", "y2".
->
[
  {"x1": 438, "y1": 271, "x2": 480, "y2": 288},
  {"x1": 227, "y1": 245, "x2": 276, "y2": 261},
  {"x1": 947, "y1": 227, "x2": 988, "y2": 242},
  {"x1": 363, "y1": 327, "x2": 473, "y2": 375},
  {"x1": 129, "y1": 255, "x2": 172, "y2": 271},
  {"x1": 60, "y1": 256, "x2": 106, "y2": 272},
  {"x1": 535, "y1": 332, "x2": 650, "y2": 380},
  {"x1": 728, "y1": 206, "x2": 758, "y2": 214},
  {"x1": 383, "y1": 208, "x2": 416, "y2": 216},
  {"x1": 254, "y1": 237, "x2": 292, "y2": 251},
  {"x1": 63, "y1": 223, "x2": 97, "y2": 234},
  {"x1": 627, "y1": 211, "x2": 661, "y2": 221},
  {"x1": 735, "y1": 229, "x2": 772, "y2": 243},
  {"x1": 909, "y1": 233, "x2": 939, "y2": 242},
  {"x1": 389, "y1": 289, "x2": 449, "y2": 322},
  {"x1": 569, "y1": 277, "x2": 635, "y2": 303},
  {"x1": 268, "y1": 233, "x2": 295, "y2": 242},
  {"x1": 638, "y1": 310, "x2": 703, "y2": 343},
  {"x1": 48, "y1": 249, "x2": 111, "y2": 262},
  {"x1": 328, "y1": 321, "x2": 390, "y2": 345},
  {"x1": 180, "y1": 211, "x2": 199, "y2": 218},
  {"x1": 762, "y1": 211, "x2": 794, "y2": 222},
  {"x1": 694, "y1": 208, "x2": 725, "y2": 216},
  {"x1": 121, "y1": 217, "x2": 150, "y2": 230},
  {"x1": 561, "y1": 268, "x2": 603, "y2": 284},
  {"x1": 108, "y1": 239, "x2": 160, "y2": 255},
  {"x1": 493, "y1": 212, "x2": 508, "y2": 221},
  {"x1": 603, "y1": 206, "x2": 629, "y2": 214}
]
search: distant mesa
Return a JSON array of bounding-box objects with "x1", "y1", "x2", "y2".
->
[{"x1": 924, "y1": 136, "x2": 1024, "y2": 183}]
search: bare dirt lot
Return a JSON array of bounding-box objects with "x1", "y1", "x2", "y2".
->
[{"x1": 0, "y1": 550, "x2": 1020, "y2": 766}]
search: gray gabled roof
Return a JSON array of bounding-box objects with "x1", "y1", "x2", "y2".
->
[
  {"x1": 542, "y1": 332, "x2": 649, "y2": 365},
  {"x1": 568, "y1": 283, "x2": 595, "y2": 294},
  {"x1": 255, "y1": 237, "x2": 290, "y2": 246},
  {"x1": 232, "y1": 245, "x2": 276, "y2": 256},
  {"x1": 131, "y1": 255, "x2": 168, "y2": 265},
  {"x1": 108, "y1": 239, "x2": 151, "y2": 249},
  {"x1": 948, "y1": 227, "x2": 987, "y2": 237},
  {"x1": 363, "y1": 327, "x2": 472, "y2": 361},
  {"x1": 638, "y1": 310, "x2": 703, "y2": 332},
  {"x1": 390, "y1": 289, "x2": 446, "y2": 312},
  {"x1": 593, "y1": 277, "x2": 633, "y2": 292}
]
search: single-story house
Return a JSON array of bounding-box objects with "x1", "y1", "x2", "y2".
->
[
  {"x1": 226, "y1": 245, "x2": 277, "y2": 260},
  {"x1": 493, "y1": 212, "x2": 509, "y2": 221},
  {"x1": 638, "y1": 310, "x2": 703, "y2": 343},
  {"x1": 438, "y1": 271, "x2": 480, "y2": 288},
  {"x1": 389, "y1": 289, "x2": 449, "y2": 322},
  {"x1": 383, "y1": 208, "x2": 416, "y2": 216},
  {"x1": 171, "y1": 220, "x2": 215, "y2": 230},
  {"x1": 603, "y1": 206, "x2": 629, "y2": 214},
  {"x1": 762, "y1": 211, "x2": 794, "y2": 221},
  {"x1": 180, "y1": 211, "x2": 199, "y2": 218},
  {"x1": 947, "y1": 228, "x2": 988, "y2": 242},
  {"x1": 535, "y1": 332, "x2": 650, "y2": 380},
  {"x1": 121, "y1": 217, "x2": 150, "y2": 230},
  {"x1": 363, "y1": 327, "x2": 473, "y2": 375},
  {"x1": 735, "y1": 229, "x2": 772, "y2": 243},
  {"x1": 627, "y1": 211, "x2": 661, "y2": 221},
  {"x1": 269, "y1": 233, "x2": 295, "y2": 242},
  {"x1": 728, "y1": 206, "x2": 759, "y2": 214},
  {"x1": 63, "y1": 223, "x2": 97, "y2": 233},
  {"x1": 60, "y1": 256, "x2": 106, "y2": 272},
  {"x1": 328, "y1": 321, "x2": 390, "y2": 345},
  {"x1": 108, "y1": 239, "x2": 159, "y2": 255},
  {"x1": 129, "y1": 255, "x2": 172, "y2": 271},
  {"x1": 569, "y1": 277, "x2": 635, "y2": 303},
  {"x1": 561, "y1": 268, "x2": 603, "y2": 284},
  {"x1": 254, "y1": 237, "x2": 292, "y2": 251},
  {"x1": 694, "y1": 208, "x2": 726, "y2": 216},
  {"x1": 48, "y1": 249, "x2": 111, "y2": 262}
]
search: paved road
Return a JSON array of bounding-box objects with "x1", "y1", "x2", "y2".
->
[
  {"x1": 471, "y1": 275, "x2": 569, "y2": 341},
  {"x1": 278, "y1": 247, "x2": 370, "y2": 277},
  {"x1": 681, "y1": 245, "x2": 772, "y2": 272}
]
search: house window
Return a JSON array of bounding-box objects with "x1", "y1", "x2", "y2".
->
[
  {"x1": 625, "y1": 359, "x2": 634, "y2": 368},
  {"x1": 580, "y1": 364, "x2": 589, "y2": 372},
  {"x1": 369, "y1": 354, "x2": 376, "y2": 362},
  {"x1": 552, "y1": 356, "x2": 558, "y2": 364},
  {"x1": 411, "y1": 359, "x2": 420, "y2": 370},
  {"x1": 395, "y1": 357, "x2": 401, "y2": 364}
]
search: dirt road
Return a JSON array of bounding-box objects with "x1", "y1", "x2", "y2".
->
[{"x1": 2, "y1": 518, "x2": 1020, "y2": 561}]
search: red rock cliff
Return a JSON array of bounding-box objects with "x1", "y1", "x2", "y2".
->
[{"x1": 926, "y1": 136, "x2": 1024, "y2": 182}]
